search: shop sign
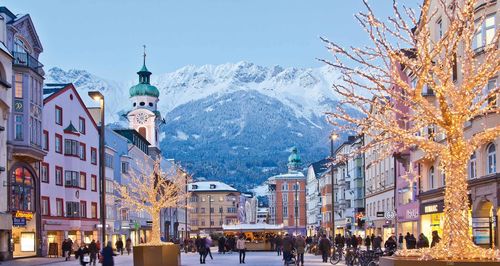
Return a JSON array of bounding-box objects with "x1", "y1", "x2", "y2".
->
[
  {"x1": 121, "y1": 221, "x2": 130, "y2": 229},
  {"x1": 420, "y1": 201, "x2": 444, "y2": 214},
  {"x1": 376, "y1": 212, "x2": 384, "y2": 218},
  {"x1": 12, "y1": 217, "x2": 26, "y2": 226},
  {"x1": 385, "y1": 211, "x2": 396, "y2": 219},
  {"x1": 405, "y1": 209, "x2": 419, "y2": 219},
  {"x1": 14, "y1": 211, "x2": 33, "y2": 220}
]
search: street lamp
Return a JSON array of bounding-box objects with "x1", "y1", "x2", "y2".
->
[
  {"x1": 330, "y1": 133, "x2": 338, "y2": 237},
  {"x1": 295, "y1": 180, "x2": 299, "y2": 236},
  {"x1": 88, "y1": 91, "x2": 106, "y2": 247},
  {"x1": 183, "y1": 172, "x2": 188, "y2": 242}
]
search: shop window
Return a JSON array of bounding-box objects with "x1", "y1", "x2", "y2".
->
[
  {"x1": 10, "y1": 166, "x2": 35, "y2": 211},
  {"x1": 487, "y1": 143, "x2": 496, "y2": 174},
  {"x1": 20, "y1": 232, "x2": 35, "y2": 252}
]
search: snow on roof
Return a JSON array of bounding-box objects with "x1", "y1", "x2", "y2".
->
[
  {"x1": 222, "y1": 223, "x2": 283, "y2": 231},
  {"x1": 268, "y1": 171, "x2": 305, "y2": 181},
  {"x1": 188, "y1": 181, "x2": 238, "y2": 192}
]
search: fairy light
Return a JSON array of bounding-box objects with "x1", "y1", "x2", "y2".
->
[
  {"x1": 322, "y1": 0, "x2": 500, "y2": 261},
  {"x1": 115, "y1": 158, "x2": 191, "y2": 246}
]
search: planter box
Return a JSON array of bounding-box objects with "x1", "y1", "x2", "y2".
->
[
  {"x1": 133, "y1": 244, "x2": 181, "y2": 266},
  {"x1": 380, "y1": 257, "x2": 499, "y2": 266}
]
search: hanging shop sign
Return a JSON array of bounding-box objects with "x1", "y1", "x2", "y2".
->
[
  {"x1": 12, "y1": 217, "x2": 26, "y2": 226},
  {"x1": 14, "y1": 211, "x2": 33, "y2": 220},
  {"x1": 405, "y1": 208, "x2": 419, "y2": 219},
  {"x1": 385, "y1": 211, "x2": 396, "y2": 219},
  {"x1": 420, "y1": 200, "x2": 444, "y2": 215},
  {"x1": 376, "y1": 211, "x2": 385, "y2": 218}
]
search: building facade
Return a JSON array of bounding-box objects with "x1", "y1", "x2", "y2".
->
[
  {"x1": 306, "y1": 159, "x2": 329, "y2": 236},
  {"x1": 40, "y1": 83, "x2": 100, "y2": 256},
  {"x1": 267, "y1": 148, "x2": 307, "y2": 235},
  {"x1": 0, "y1": 7, "x2": 13, "y2": 260},
  {"x1": 2, "y1": 7, "x2": 45, "y2": 259},
  {"x1": 188, "y1": 181, "x2": 240, "y2": 234}
]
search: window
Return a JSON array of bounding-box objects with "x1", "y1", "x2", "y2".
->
[
  {"x1": 120, "y1": 209, "x2": 129, "y2": 221},
  {"x1": 64, "y1": 171, "x2": 79, "y2": 187},
  {"x1": 121, "y1": 162, "x2": 129, "y2": 174},
  {"x1": 429, "y1": 166, "x2": 435, "y2": 189},
  {"x1": 474, "y1": 14, "x2": 496, "y2": 50},
  {"x1": 210, "y1": 208, "x2": 214, "y2": 214},
  {"x1": 106, "y1": 205, "x2": 114, "y2": 219},
  {"x1": 227, "y1": 207, "x2": 237, "y2": 213},
  {"x1": 91, "y1": 202, "x2": 98, "y2": 219},
  {"x1": 486, "y1": 79, "x2": 497, "y2": 105},
  {"x1": 91, "y1": 148, "x2": 97, "y2": 165},
  {"x1": 55, "y1": 166, "x2": 63, "y2": 186},
  {"x1": 56, "y1": 198, "x2": 64, "y2": 216},
  {"x1": 91, "y1": 175, "x2": 97, "y2": 191},
  {"x1": 219, "y1": 207, "x2": 223, "y2": 213},
  {"x1": 10, "y1": 166, "x2": 35, "y2": 211},
  {"x1": 436, "y1": 18, "x2": 443, "y2": 40},
  {"x1": 55, "y1": 106, "x2": 62, "y2": 125},
  {"x1": 41, "y1": 163, "x2": 49, "y2": 183},
  {"x1": 42, "y1": 130, "x2": 49, "y2": 151},
  {"x1": 105, "y1": 180, "x2": 114, "y2": 194},
  {"x1": 79, "y1": 117, "x2": 86, "y2": 134},
  {"x1": 487, "y1": 143, "x2": 496, "y2": 174},
  {"x1": 79, "y1": 143, "x2": 86, "y2": 160},
  {"x1": 469, "y1": 152, "x2": 477, "y2": 179},
  {"x1": 80, "y1": 201, "x2": 87, "y2": 218},
  {"x1": 14, "y1": 115, "x2": 23, "y2": 140},
  {"x1": 105, "y1": 153, "x2": 113, "y2": 168},
  {"x1": 55, "y1": 134, "x2": 62, "y2": 153},
  {"x1": 283, "y1": 206, "x2": 288, "y2": 217},
  {"x1": 14, "y1": 73, "x2": 23, "y2": 98},
  {"x1": 200, "y1": 208, "x2": 205, "y2": 213},
  {"x1": 41, "y1": 197, "x2": 50, "y2": 216},
  {"x1": 282, "y1": 193, "x2": 288, "y2": 203},
  {"x1": 66, "y1": 202, "x2": 80, "y2": 218},
  {"x1": 80, "y1": 172, "x2": 86, "y2": 190},
  {"x1": 292, "y1": 183, "x2": 300, "y2": 191},
  {"x1": 282, "y1": 182, "x2": 288, "y2": 191},
  {"x1": 64, "y1": 139, "x2": 79, "y2": 156}
]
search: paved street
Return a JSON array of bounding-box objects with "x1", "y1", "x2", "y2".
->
[{"x1": 0, "y1": 249, "x2": 345, "y2": 266}]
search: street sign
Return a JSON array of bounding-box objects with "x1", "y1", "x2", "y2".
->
[{"x1": 376, "y1": 211, "x2": 384, "y2": 218}]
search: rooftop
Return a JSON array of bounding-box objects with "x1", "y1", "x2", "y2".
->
[
  {"x1": 268, "y1": 171, "x2": 305, "y2": 181},
  {"x1": 188, "y1": 181, "x2": 238, "y2": 192}
]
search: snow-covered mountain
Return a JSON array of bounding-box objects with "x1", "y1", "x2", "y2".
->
[{"x1": 47, "y1": 62, "x2": 346, "y2": 190}]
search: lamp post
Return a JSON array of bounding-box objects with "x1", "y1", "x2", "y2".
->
[
  {"x1": 330, "y1": 133, "x2": 338, "y2": 237},
  {"x1": 295, "y1": 180, "x2": 299, "y2": 236},
  {"x1": 183, "y1": 172, "x2": 188, "y2": 241},
  {"x1": 208, "y1": 195, "x2": 212, "y2": 233},
  {"x1": 88, "y1": 91, "x2": 106, "y2": 247}
]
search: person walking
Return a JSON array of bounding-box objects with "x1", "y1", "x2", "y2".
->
[
  {"x1": 275, "y1": 234, "x2": 283, "y2": 256},
  {"x1": 101, "y1": 241, "x2": 116, "y2": 266},
  {"x1": 205, "y1": 236, "x2": 213, "y2": 260},
  {"x1": 218, "y1": 236, "x2": 226, "y2": 254},
  {"x1": 295, "y1": 235, "x2": 306, "y2": 266},
  {"x1": 384, "y1": 236, "x2": 397, "y2": 255},
  {"x1": 364, "y1": 235, "x2": 371, "y2": 251},
  {"x1": 196, "y1": 236, "x2": 207, "y2": 264},
  {"x1": 115, "y1": 239, "x2": 124, "y2": 255},
  {"x1": 236, "y1": 235, "x2": 246, "y2": 264},
  {"x1": 66, "y1": 238, "x2": 74, "y2": 261},
  {"x1": 88, "y1": 240, "x2": 98, "y2": 266},
  {"x1": 282, "y1": 234, "x2": 294, "y2": 263},
  {"x1": 318, "y1": 234, "x2": 331, "y2": 263},
  {"x1": 398, "y1": 233, "x2": 404, "y2": 250},
  {"x1": 125, "y1": 238, "x2": 132, "y2": 255},
  {"x1": 404, "y1": 232, "x2": 411, "y2": 249},
  {"x1": 408, "y1": 234, "x2": 417, "y2": 249},
  {"x1": 431, "y1": 231, "x2": 441, "y2": 247},
  {"x1": 373, "y1": 235, "x2": 382, "y2": 251},
  {"x1": 76, "y1": 244, "x2": 90, "y2": 266},
  {"x1": 417, "y1": 233, "x2": 429, "y2": 248}
]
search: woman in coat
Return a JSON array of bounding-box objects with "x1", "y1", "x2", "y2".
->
[{"x1": 101, "y1": 241, "x2": 116, "y2": 266}]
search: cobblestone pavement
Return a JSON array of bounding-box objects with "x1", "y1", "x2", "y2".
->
[{"x1": 0, "y1": 249, "x2": 346, "y2": 266}]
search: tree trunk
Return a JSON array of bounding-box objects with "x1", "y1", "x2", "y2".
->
[{"x1": 149, "y1": 209, "x2": 162, "y2": 245}]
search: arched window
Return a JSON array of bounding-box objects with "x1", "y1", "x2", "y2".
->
[
  {"x1": 138, "y1": 127, "x2": 147, "y2": 139},
  {"x1": 469, "y1": 152, "x2": 477, "y2": 179},
  {"x1": 429, "y1": 166, "x2": 435, "y2": 189},
  {"x1": 10, "y1": 166, "x2": 35, "y2": 211},
  {"x1": 487, "y1": 143, "x2": 496, "y2": 174},
  {"x1": 14, "y1": 36, "x2": 32, "y2": 54}
]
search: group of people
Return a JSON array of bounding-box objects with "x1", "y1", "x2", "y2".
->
[
  {"x1": 402, "y1": 231, "x2": 441, "y2": 249},
  {"x1": 195, "y1": 235, "x2": 247, "y2": 264},
  {"x1": 61, "y1": 237, "x2": 133, "y2": 266},
  {"x1": 269, "y1": 234, "x2": 306, "y2": 265}
]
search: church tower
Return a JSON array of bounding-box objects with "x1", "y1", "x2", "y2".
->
[{"x1": 127, "y1": 46, "x2": 162, "y2": 156}]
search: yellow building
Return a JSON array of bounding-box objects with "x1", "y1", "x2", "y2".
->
[{"x1": 188, "y1": 181, "x2": 240, "y2": 234}]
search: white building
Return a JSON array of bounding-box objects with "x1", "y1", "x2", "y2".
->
[{"x1": 306, "y1": 159, "x2": 329, "y2": 236}]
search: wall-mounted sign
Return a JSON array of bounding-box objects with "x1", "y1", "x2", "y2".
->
[
  {"x1": 406, "y1": 209, "x2": 419, "y2": 219},
  {"x1": 385, "y1": 211, "x2": 396, "y2": 219},
  {"x1": 376, "y1": 211, "x2": 385, "y2": 218},
  {"x1": 420, "y1": 201, "x2": 444, "y2": 214},
  {"x1": 14, "y1": 211, "x2": 33, "y2": 220},
  {"x1": 14, "y1": 100, "x2": 23, "y2": 112},
  {"x1": 12, "y1": 217, "x2": 26, "y2": 226}
]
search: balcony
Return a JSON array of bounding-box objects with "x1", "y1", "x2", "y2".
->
[{"x1": 13, "y1": 52, "x2": 43, "y2": 73}]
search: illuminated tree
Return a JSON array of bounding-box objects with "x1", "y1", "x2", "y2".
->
[
  {"x1": 115, "y1": 158, "x2": 190, "y2": 245},
  {"x1": 321, "y1": 0, "x2": 499, "y2": 260}
]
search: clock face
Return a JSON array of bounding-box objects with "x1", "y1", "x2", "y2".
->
[{"x1": 135, "y1": 112, "x2": 148, "y2": 124}]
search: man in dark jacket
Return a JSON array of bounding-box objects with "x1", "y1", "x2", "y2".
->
[
  {"x1": 282, "y1": 234, "x2": 294, "y2": 262},
  {"x1": 275, "y1": 235, "x2": 283, "y2": 256},
  {"x1": 318, "y1": 235, "x2": 331, "y2": 263},
  {"x1": 373, "y1": 235, "x2": 382, "y2": 251},
  {"x1": 408, "y1": 234, "x2": 417, "y2": 249},
  {"x1": 101, "y1": 241, "x2": 116, "y2": 266},
  {"x1": 384, "y1": 236, "x2": 397, "y2": 254},
  {"x1": 398, "y1": 233, "x2": 404, "y2": 249},
  {"x1": 88, "y1": 240, "x2": 98, "y2": 266},
  {"x1": 196, "y1": 237, "x2": 207, "y2": 264},
  {"x1": 364, "y1": 235, "x2": 371, "y2": 251},
  {"x1": 404, "y1": 232, "x2": 411, "y2": 249},
  {"x1": 115, "y1": 239, "x2": 124, "y2": 255},
  {"x1": 218, "y1": 236, "x2": 226, "y2": 254}
]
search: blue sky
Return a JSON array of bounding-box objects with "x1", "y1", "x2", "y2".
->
[{"x1": 4, "y1": 0, "x2": 418, "y2": 81}]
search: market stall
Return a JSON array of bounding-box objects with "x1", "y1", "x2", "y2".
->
[{"x1": 222, "y1": 224, "x2": 285, "y2": 251}]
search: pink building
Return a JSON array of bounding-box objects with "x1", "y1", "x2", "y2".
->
[{"x1": 40, "y1": 83, "x2": 100, "y2": 256}]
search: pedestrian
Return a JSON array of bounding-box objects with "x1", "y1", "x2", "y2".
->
[
  {"x1": 364, "y1": 235, "x2": 371, "y2": 251},
  {"x1": 318, "y1": 234, "x2": 331, "y2": 263},
  {"x1": 67, "y1": 238, "x2": 74, "y2": 261},
  {"x1": 384, "y1": 236, "x2": 397, "y2": 254},
  {"x1": 140, "y1": 237, "x2": 144, "y2": 244},
  {"x1": 269, "y1": 235, "x2": 275, "y2": 251},
  {"x1": 431, "y1": 231, "x2": 441, "y2": 247},
  {"x1": 76, "y1": 244, "x2": 90, "y2": 266},
  {"x1": 397, "y1": 233, "x2": 403, "y2": 249},
  {"x1": 88, "y1": 240, "x2": 98, "y2": 266},
  {"x1": 404, "y1": 232, "x2": 411, "y2": 249},
  {"x1": 417, "y1": 233, "x2": 429, "y2": 248},
  {"x1": 408, "y1": 234, "x2": 417, "y2": 249},
  {"x1": 351, "y1": 235, "x2": 358, "y2": 250},
  {"x1": 195, "y1": 236, "x2": 207, "y2": 264},
  {"x1": 125, "y1": 238, "x2": 132, "y2": 255},
  {"x1": 236, "y1": 235, "x2": 246, "y2": 264},
  {"x1": 205, "y1": 236, "x2": 213, "y2": 260},
  {"x1": 357, "y1": 235, "x2": 362, "y2": 247},
  {"x1": 62, "y1": 239, "x2": 69, "y2": 261},
  {"x1": 101, "y1": 241, "x2": 116, "y2": 266},
  {"x1": 282, "y1": 234, "x2": 293, "y2": 263},
  {"x1": 218, "y1": 236, "x2": 226, "y2": 254},
  {"x1": 295, "y1": 235, "x2": 305, "y2": 266},
  {"x1": 115, "y1": 239, "x2": 124, "y2": 255},
  {"x1": 373, "y1": 235, "x2": 382, "y2": 251},
  {"x1": 275, "y1": 234, "x2": 283, "y2": 256}
]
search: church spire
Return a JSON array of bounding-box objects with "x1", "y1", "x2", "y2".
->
[
  {"x1": 137, "y1": 45, "x2": 152, "y2": 84},
  {"x1": 143, "y1": 44, "x2": 146, "y2": 67}
]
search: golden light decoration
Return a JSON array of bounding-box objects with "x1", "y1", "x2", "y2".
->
[{"x1": 322, "y1": 0, "x2": 500, "y2": 261}]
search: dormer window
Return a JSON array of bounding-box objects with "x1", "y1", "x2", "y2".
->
[
  {"x1": 192, "y1": 184, "x2": 198, "y2": 189},
  {"x1": 210, "y1": 184, "x2": 216, "y2": 189}
]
